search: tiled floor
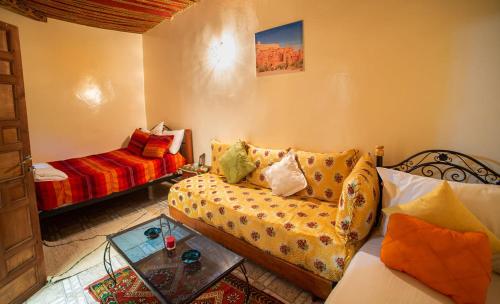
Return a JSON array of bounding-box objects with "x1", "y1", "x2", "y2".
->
[{"x1": 28, "y1": 184, "x2": 322, "y2": 304}]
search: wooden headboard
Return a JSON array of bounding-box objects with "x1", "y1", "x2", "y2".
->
[{"x1": 180, "y1": 129, "x2": 194, "y2": 164}]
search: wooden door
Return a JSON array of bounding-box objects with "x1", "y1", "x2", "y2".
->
[{"x1": 0, "y1": 21, "x2": 46, "y2": 303}]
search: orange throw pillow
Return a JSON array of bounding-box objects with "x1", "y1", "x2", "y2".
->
[
  {"x1": 142, "y1": 135, "x2": 174, "y2": 158},
  {"x1": 381, "y1": 213, "x2": 492, "y2": 304},
  {"x1": 127, "y1": 129, "x2": 150, "y2": 155}
]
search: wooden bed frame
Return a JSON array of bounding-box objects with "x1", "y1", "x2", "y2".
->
[
  {"x1": 169, "y1": 146, "x2": 500, "y2": 299},
  {"x1": 39, "y1": 129, "x2": 194, "y2": 219}
]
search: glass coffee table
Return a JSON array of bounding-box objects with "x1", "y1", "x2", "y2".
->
[{"x1": 104, "y1": 214, "x2": 248, "y2": 304}]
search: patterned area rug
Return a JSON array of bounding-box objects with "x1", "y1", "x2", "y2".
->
[{"x1": 87, "y1": 266, "x2": 284, "y2": 304}]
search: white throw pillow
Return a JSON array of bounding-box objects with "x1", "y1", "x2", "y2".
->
[
  {"x1": 262, "y1": 151, "x2": 307, "y2": 197},
  {"x1": 163, "y1": 129, "x2": 185, "y2": 154},
  {"x1": 377, "y1": 167, "x2": 500, "y2": 237},
  {"x1": 150, "y1": 121, "x2": 164, "y2": 135}
]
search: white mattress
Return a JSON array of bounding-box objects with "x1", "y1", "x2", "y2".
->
[{"x1": 326, "y1": 236, "x2": 500, "y2": 304}]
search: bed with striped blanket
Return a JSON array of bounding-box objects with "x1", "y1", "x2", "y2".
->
[{"x1": 35, "y1": 148, "x2": 185, "y2": 211}]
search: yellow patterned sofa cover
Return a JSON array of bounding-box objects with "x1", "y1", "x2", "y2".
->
[{"x1": 168, "y1": 155, "x2": 379, "y2": 281}]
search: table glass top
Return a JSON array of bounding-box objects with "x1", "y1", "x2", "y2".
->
[{"x1": 108, "y1": 215, "x2": 244, "y2": 304}]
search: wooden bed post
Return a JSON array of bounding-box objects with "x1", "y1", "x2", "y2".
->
[
  {"x1": 375, "y1": 145, "x2": 384, "y2": 167},
  {"x1": 148, "y1": 185, "x2": 154, "y2": 200},
  {"x1": 181, "y1": 129, "x2": 194, "y2": 164}
]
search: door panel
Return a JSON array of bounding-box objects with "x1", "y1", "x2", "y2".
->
[
  {"x1": 0, "y1": 150, "x2": 22, "y2": 180},
  {"x1": 0, "y1": 60, "x2": 11, "y2": 74},
  {"x1": 0, "y1": 83, "x2": 15, "y2": 119},
  {"x1": 0, "y1": 266, "x2": 37, "y2": 303},
  {"x1": 4, "y1": 179, "x2": 28, "y2": 203},
  {"x1": 6, "y1": 245, "x2": 35, "y2": 273},
  {"x1": 0, "y1": 21, "x2": 45, "y2": 303},
  {"x1": 2, "y1": 127, "x2": 19, "y2": 144},
  {"x1": 0, "y1": 205, "x2": 33, "y2": 250}
]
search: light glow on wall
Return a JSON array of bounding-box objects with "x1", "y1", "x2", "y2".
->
[
  {"x1": 77, "y1": 84, "x2": 102, "y2": 106},
  {"x1": 75, "y1": 76, "x2": 114, "y2": 109},
  {"x1": 207, "y1": 32, "x2": 237, "y2": 72}
]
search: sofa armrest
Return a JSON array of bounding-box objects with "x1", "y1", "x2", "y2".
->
[{"x1": 335, "y1": 154, "x2": 380, "y2": 243}]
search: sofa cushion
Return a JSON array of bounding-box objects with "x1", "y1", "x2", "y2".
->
[
  {"x1": 381, "y1": 213, "x2": 492, "y2": 304},
  {"x1": 383, "y1": 181, "x2": 500, "y2": 253},
  {"x1": 335, "y1": 154, "x2": 380, "y2": 242},
  {"x1": 263, "y1": 151, "x2": 307, "y2": 197},
  {"x1": 295, "y1": 149, "x2": 358, "y2": 202},
  {"x1": 210, "y1": 140, "x2": 231, "y2": 175},
  {"x1": 246, "y1": 144, "x2": 288, "y2": 188},
  {"x1": 168, "y1": 173, "x2": 360, "y2": 281},
  {"x1": 219, "y1": 141, "x2": 256, "y2": 184}
]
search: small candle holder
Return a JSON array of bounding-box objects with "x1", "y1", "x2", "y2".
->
[
  {"x1": 160, "y1": 216, "x2": 176, "y2": 256},
  {"x1": 165, "y1": 235, "x2": 176, "y2": 251}
]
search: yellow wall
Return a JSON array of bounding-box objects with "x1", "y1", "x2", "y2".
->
[
  {"x1": 143, "y1": 0, "x2": 500, "y2": 167},
  {"x1": 0, "y1": 9, "x2": 146, "y2": 162}
]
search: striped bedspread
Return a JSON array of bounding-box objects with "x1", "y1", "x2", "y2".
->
[{"x1": 35, "y1": 149, "x2": 185, "y2": 211}]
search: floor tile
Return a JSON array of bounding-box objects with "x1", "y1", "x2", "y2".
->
[
  {"x1": 267, "y1": 276, "x2": 302, "y2": 302},
  {"x1": 27, "y1": 282, "x2": 67, "y2": 304}
]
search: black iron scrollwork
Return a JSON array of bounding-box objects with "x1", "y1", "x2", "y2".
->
[{"x1": 385, "y1": 150, "x2": 500, "y2": 185}]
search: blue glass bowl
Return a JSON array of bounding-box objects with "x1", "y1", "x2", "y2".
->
[
  {"x1": 181, "y1": 249, "x2": 201, "y2": 264},
  {"x1": 144, "y1": 227, "x2": 161, "y2": 239}
]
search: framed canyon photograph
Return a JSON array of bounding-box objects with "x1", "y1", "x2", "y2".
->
[{"x1": 255, "y1": 21, "x2": 304, "y2": 76}]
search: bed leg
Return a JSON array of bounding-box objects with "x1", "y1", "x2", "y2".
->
[{"x1": 148, "y1": 185, "x2": 154, "y2": 201}]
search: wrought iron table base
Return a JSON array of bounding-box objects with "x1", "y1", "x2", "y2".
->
[
  {"x1": 239, "y1": 262, "x2": 250, "y2": 304},
  {"x1": 104, "y1": 244, "x2": 250, "y2": 304},
  {"x1": 103, "y1": 241, "x2": 116, "y2": 286}
]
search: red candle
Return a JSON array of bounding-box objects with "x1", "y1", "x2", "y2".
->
[{"x1": 165, "y1": 236, "x2": 176, "y2": 250}]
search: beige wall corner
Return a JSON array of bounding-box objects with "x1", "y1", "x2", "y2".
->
[{"x1": 0, "y1": 9, "x2": 147, "y2": 162}]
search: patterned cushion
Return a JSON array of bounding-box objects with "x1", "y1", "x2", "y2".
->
[
  {"x1": 382, "y1": 213, "x2": 492, "y2": 304},
  {"x1": 210, "y1": 140, "x2": 232, "y2": 175},
  {"x1": 142, "y1": 135, "x2": 174, "y2": 158},
  {"x1": 246, "y1": 144, "x2": 288, "y2": 188},
  {"x1": 126, "y1": 129, "x2": 150, "y2": 155},
  {"x1": 335, "y1": 154, "x2": 379, "y2": 242},
  {"x1": 168, "y1": 173, "x2": 360, "y2": 281},
  {"x1": 295, "y1": 149, "x2": 359, "y2": 202}
]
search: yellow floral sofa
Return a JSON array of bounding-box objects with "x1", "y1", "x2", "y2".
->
[{"x1": 168, "y1": 142, "x2": 380, "y2": 299}]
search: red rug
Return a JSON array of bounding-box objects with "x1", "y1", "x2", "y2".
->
[{"x1": 87, "y1": 266, "x2": 284, "y2": 304}]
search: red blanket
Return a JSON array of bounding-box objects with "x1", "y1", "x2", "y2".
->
[{"x1": 36, "y1": 149, "x2": 185, "y2": 211}]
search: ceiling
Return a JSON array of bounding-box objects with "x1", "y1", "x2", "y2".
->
[{"x1": 1, "y1": 0, "x2": 198, "y2": 33}]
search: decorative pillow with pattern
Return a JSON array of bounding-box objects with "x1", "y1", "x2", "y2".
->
[
  {"x1": 210, "y1": 140, "x2": 232, "y2": 175},
  {"x1": 296, "y1": 149, "x2": 359, "y2": 202},
  {"x1": 335, "y1": 154, "x2": 380, "y2": 243},
  {"x1": 143, "y1": 135, "x2": 174, "y2": 158},
  {"x1": 246, "y1": 144, "x2": 288, "y2": 188},
  {"x1": 126, "y1": 129, "x2": 150, "y2": 156}
]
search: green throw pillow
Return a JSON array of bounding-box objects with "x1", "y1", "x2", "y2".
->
[{"x1": 219, "y1": 141, "x2": 256, "y2": 184}]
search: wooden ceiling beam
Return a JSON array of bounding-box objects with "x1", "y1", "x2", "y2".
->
[
  {"x1": 1, "y1": 0, "x2": 199, "y2": 33},
  {"x1": 0, "y1": 0, "x2": 47, "y2": 22}
]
